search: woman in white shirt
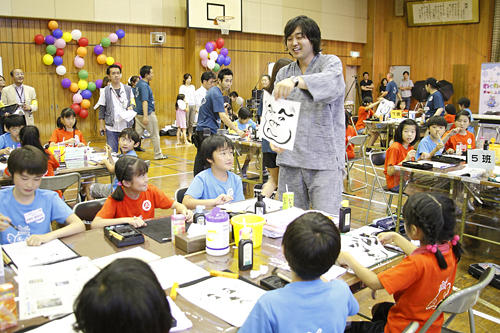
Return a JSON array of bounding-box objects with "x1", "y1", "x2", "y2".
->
[{"x1": 179, "y1": 74, "x2": 196, "y2": 143}]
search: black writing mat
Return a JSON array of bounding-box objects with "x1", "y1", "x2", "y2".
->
[{"x1": 137, "y1": 216, "x2": 171, "y2": 244}]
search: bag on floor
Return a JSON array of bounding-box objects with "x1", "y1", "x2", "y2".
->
[{"x1": 468, "y1": 263, "x2": 500, "y2": 289}]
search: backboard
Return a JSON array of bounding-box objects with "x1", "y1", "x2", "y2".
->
[{"x1": 187, "y1": 0, "x2": 242, "y2": 32}]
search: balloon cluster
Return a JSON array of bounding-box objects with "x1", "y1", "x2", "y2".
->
[
  {"x1": 199, "y1": 38, "x2": 231, "y2": 72},
  {"x1": 60, "y1": 70, "x2": 104, "y2": 119},
  {"x1": 94, "y1": 29, "x2": 125, "y2": 66}
]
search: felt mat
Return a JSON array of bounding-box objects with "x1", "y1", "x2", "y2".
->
[{"x1": 137, "y1": 217, "x2": 171, "y2": 244}]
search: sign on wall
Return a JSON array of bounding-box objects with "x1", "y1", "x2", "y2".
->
[
  {"x1": 407, "y1": 0, "x2": 479, "y2": 27},
  {"x1": 479, "y1": 63, "x2": 500, "y2": 115}
]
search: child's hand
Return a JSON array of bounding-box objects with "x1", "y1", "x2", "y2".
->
[
  {"x1": 176, "y1": 203, "x2": 194, "y2": 222},
  {"x1": 66, "y1": 138, "x2": 76, "y2": 145},
  {"x1": 450, "y1": 128, "x2": 459, "y2": 136},
  {"x1": 2, "y1": 147, "x2": 12, "y2": 155},
  {"x1": 128, "y1": 217, "x2": 146, "y2": 228},
  {"x1": 99, "y1": 158, "x2": 109, "y2": 165},
  {"x1": 436, "y1": 142, "x2": 444, "y2": 151},
  {"x1": 236, "y1": 129, "x2": 245, "y2": 138},
  {"x1": 105, "y1": 144, "x2": 112, "y2": 157},
  {"x1": 446, "y1": 148, "x2": 455, "y2": 154},
  {"x1": 377, "y1": 232, "x2": 397, "y2": 246},
  {"x1": 405, "y1": 150, "x2": 416, "y2": 161},
  {"x1": 26, "y1": 234, "x2": 52, "y2": 246},
  {"x1": 214, "y1": 194, "x2": 233, "y2": 205},
  {"x1": 0, "y1": 214, "x2": 12, "y2": 232},
  {"x1": 419, "y1": 152, "x2": 430, "y2": 160},
  {"x1": 77, "y1": 143, "x2": 86, "y2": 148},
  {"x1": 337, "y1": 251, "x2": 354, "y2": 266},
  {"x1": 270, "y1": 143, "x2": 285, "y2": 154}
]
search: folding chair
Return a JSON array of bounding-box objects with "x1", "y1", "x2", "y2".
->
[
  {"x1": 40, "y1": 172, "x2": 81, "y2": 205},
  {"x1": 446, "y1": 123, "x2": 453, "y2": 131},
  {"x1": 73, "y1": 198, "x2": 107, "y2": 227},
  {"x1": 364, "y1": 151, "x2": 407, "y2": 225},
  {"x1": 419, "y1": 267, "x2": 495, "y2": 333},
  {"x1": 175, "y1": 187, "x2": 188, "y2": 203},
  {"x1": 402, "y1": 322, "x2": 419, "y2": 333},
  {"x1": 469, "y1": 119, "x2": 479, "y2": 134},
  {"x1": 345, "y1": 134, "x2": 368, "y2": 192}
]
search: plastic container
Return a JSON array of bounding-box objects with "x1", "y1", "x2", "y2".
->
[
  {"x1": 489, "y1": 139, "x2": 500, "y2": 165},
  {"x1": 205, "y1": 207, "x2": 230, "y2": 256},
  {"x1": 231, "y1": 214, "x2": 266, "y2": 248}
]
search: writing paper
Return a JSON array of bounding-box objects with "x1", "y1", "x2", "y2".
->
[
  {"x1": 2, "y1": 239, "x2": 78, "y2": 269},
  {"x1": 91, "y1": 247, "x2": 160, "y2": 269}
]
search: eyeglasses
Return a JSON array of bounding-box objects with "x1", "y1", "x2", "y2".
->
[
  {"x1": 10, "y1": 128, "x2": 22, "y2": 132},
  {"x1": 14, "y1": 73, "x2": 24, "y2": 77}
]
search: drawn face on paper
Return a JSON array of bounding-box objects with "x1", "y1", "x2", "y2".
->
[{"x1": 262, "y1": 101, "x2": 296, "y2": 144}]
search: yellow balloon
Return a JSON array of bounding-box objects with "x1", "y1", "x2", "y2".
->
[
  {"x1": 105, "y1": 57, "x2": 115, "y2": 66},
  {"x1": 43, "y1": 54, "x2": 53, "y2": 65},
  {"x1": 62, "y1": 32, "x2": 72, "y2": 43},
  {"x1": 78, "y1": 80, "x2": 88, "y2": 90}
]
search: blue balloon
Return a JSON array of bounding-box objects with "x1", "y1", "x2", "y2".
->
[
  {"x1": 53, "y1": 56, "x2": 63, "y2": 66},
  {"x1": 81, "y1": 89, "x2": 92, "y2": 99},
  {"x1": 224, "y1": 56, "x2": 231, "y2": 66},
  {"x1": 205, "y1": 42, "x2": 214, "y2": 53},
  {"x1": 116, "y1": 29, "x2": 125, "y2": 39},
  {"x1": 53, "y1": 29, "x2": 63, "y2": 39},
  {"x1": 217, "y1": 54, "x2": 226, "y2": 65}
]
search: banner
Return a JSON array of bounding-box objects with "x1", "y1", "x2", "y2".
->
[{"x1": 479, "y1": 63, "x2": 500, "y2": 114}]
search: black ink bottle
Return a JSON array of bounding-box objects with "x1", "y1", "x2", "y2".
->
[
  {"x1": 339, "y1": 200, "x2": 351, "y2": 233},
  {"x1": 238, "y1": 228, "x2": 253, "y2": 271},
  {"x1": 194, "y1": 205, "x2": 206, "y2": 226},
  {"x1": 254, "y1": 194, "x2": 266, "y2": 216}
]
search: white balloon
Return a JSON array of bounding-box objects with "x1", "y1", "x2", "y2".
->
[
  {"x1": 210, "y1": 51, "x2": 218, "y2": 61},
  {"x1": 207, "y1": 60, "x2": 216, "y2": 69},
  {"x1": 236, "y1": 97, "x2": 244, "y2": 106},
  {"x1": 56, "y1": 65, "x2": 66, "y2": 76},
  {"x1": 71, "y1": 29, "x2": 82, "y2": 41}
]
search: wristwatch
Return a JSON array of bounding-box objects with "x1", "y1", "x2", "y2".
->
[{"x1": 290, "y1": 76, "x2": 300, "y2": 87}]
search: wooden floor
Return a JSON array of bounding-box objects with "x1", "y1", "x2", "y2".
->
[{"x1": 84, "y1": 135, "x2": 500, "y2": 332}]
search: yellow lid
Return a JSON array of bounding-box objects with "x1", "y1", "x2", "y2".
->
[
  {"x1": 242, "y1": 230, "x2": 251, "y2": 239},
  {"x1": 341, "y1": 200, "x2": 349, "y2": 208}
]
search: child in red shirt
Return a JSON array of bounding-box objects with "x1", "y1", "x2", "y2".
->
[
  {"x1": 49, "y1": 108, "x2": 86, "y2": 147},
  {"x1": 345, "y1": 111, "x2": 357, "y2": 159},
  {"x1": 443, "y1": 104, "x2": 456, "y2": 125},
  {"x1": 340, "y1": 193, "x2": 463, "y2": 333},
  {"x1": 92, "y1": 156, "x2": 192, "y2": 229},
  {"x1": 443, "y1": 110, "x2": 475, "y2": 154},
  {"x1": 355, "y1": 97, "x2": 382, "y2": 134}
]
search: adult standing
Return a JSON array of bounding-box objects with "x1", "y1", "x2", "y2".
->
[
  {"x1": 399, "y1": 71, "x2": 414, "y2": 110},
  {"x1": 359, "y1": 72, "x2": 374, "y2": 100},
  {"x1": 260, "y1": 75, "x2": 271, "y2": 90},
  {"x1": 381, "y1": 72, "x2": 400, "y2": 104},
  {"x1": 418, "y1": 77, "x2": 444, "y2": 119},
  {"x1": 135, "y1": 65, "x2": 167, "y2": 160},
  {"x1": 0, "y1": 75, "x2": 5, "y2": 100},
  {"x1": 97, "y1": 65, "x2": 135, "y2": 153},
  {"x1": 179, "y1": 73, "x2": 196, "y2": 142},
  {"x1": 194, "y1": 71, "x2": 216, "y2": 127},
  {"x1": 1, "y1": 69, "x2": 37, "y2": 126},
  {"x1": 379, "y1": 78, "x2": 388, "y2": 97},
  {"x1": 128, "y1": 76, "x2": 145, "y2": 152},
  {"x1": 272, "y1": 15, "x2": 346, "y2": 215},
  {"x1": 193, "y1": 68, "x2": 245, "y2": 176}
]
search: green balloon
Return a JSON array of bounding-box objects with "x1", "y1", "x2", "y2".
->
[
  {"x1": 87, "y1": 82, "x2": 97, "y2": 92},
  {"x1": 101, "y1": 37, "x2": 111, "y2": 47},
  {"x1": 46, "y1": 45, "x2": 57, "y2": 55},
  {"x1": 78, "y1": 70, "x2": 89, "y2": 80},
  {"x1": 213, "y1": 63, "x2": 220, "y2": 72}
]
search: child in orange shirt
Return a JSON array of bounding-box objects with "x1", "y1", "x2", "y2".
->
[
  {"x1": 49, "y1": 108, "x2": 86, "y2": 147},
  {"x1": 355, "y1": 97, "x2": 382, "y2": 134},
  {"x1": 92, "y1": 155, "x2": 192, "y2": 229},
  {"x1": 345, "y1": 111, "x2": 357, "y2": 159},
  {"x1": 443, "y1": 110, "x2": 475, "y2": 154},
  {"x1": 443, "y1": 104, "x2": 456, "y2": 125},
  {"x1": 383, "y1": 119, "x2": 420, "y2": 192},
  {"x1": 340, "y1": 193, "x2": 463, "y2": 333}
]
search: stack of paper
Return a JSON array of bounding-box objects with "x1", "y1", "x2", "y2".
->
[
  {"x1": 322, "y1": 264, "x2": 347, "y2": 281},
  {"x1": 218, "y1": 198, "x2": 283, "y2": 213},
  {"x1": 262, "y1": 207, "x2": 305, "y2": 238},
  {"x1": 64, "y1": 147, "x2": 86, "y2": 169},
  {"x1": 91, "y1": 247, "x2": 161, "y2": 269},
  {"x1": 148, "y1": 256, "x2": 210, "y2": 289}
]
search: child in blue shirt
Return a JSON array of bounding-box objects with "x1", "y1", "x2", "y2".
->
[
  {"x1": 183, "y1": 135, "x2": 244, "y2": 209},
  {"x1": 0, "y1": 115, "x2": 24, "y2": 155},
  {"x1": 457, "y1": 97, "x2": 475, "y2": 133},
  {"x1": 416, "y1": 116, "x2": 447, "y2": 160},
  {"x1": 239, "y1": 212, "x2": 359, "y2": 333},
  {"x1": 233, "y1": 107, "x2": 257, "y2": 177},
  {"x1": 0, "y1": 146, "x2": 85, "y2": 245}
]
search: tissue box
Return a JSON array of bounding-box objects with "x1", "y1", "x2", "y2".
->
[
  {"x1": 174, "y1": 232, "x2": 206, "y2": 253},
  {"x1": 0, "y1": 283, "x2": 18, "y2": 330},
  {"x1": 65, "y1": 147, "x2": 86, "y2": 169}
]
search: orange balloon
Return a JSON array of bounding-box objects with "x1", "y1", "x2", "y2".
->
[
  {"x1": 80, "y1": 99, "x2": 91, "y2": 109},
  {"x1": 77, "y1": 47, "x2": 87, "y2": 57},
  {"x1": 217, "y1": 48, "x2": 220, "y2": 54},
  {"x1": 97, "y1": 54, "x2": 106, "y2": 65},
  {"x1": 48, "y1": 20, "x2": 58, "y2": 30},
  {"x1": 70, "y1": 83, "x2": 79, "y2": 93}
]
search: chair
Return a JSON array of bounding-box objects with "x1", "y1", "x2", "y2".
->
[
  {"x1": 345, "y1": 135, "x2": 368, "y2": 192},
  {"x1": 175, "y1": 187, "x2": 188, "y2": 203},
  {"x1": 40, "y1": 172, "x2": 81, "y2": 205},
  {"x1": 419, "y1": 267, "x2": 495, "y2": 333},
  {"x1": 402, "y1": 322, "x2": 419, "y2": 333},
  {"x1": 364, "y1": 151, "x2": 407, "y2": 225},
  {"x1": 470, "y1": 119, "x2": 479, "y2": 134},
  {"x1": 73, "y1": 198, "x2": 107, "y2": 226},
  {"x1": 446, "y1": 122, "x2": 453, "y2": 131}
]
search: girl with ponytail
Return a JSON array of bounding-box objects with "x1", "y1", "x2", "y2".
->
[
  {"x1": 340, "y1": 193, "x2": 463, "y2": 333},
  {"x1": 92, "y1": 155, "x2": 192, "y2": 229}
]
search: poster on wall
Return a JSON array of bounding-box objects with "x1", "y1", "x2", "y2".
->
[
  {"x1": 479, "y1": 63, "x2": 500, "y2": 115},
  {"x1": 0, "y1": 57, "x2": 3, "y2": 76}
]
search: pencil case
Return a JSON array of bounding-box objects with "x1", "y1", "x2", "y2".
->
[
  {"x1": 402, "y1": 161, "x2": 433, "y2": 170},
  {"x1": 104, "y1": 224, "x2": 145, "y2": 247},
  {"x1": 260, "y1": 275, "x2": 290, "y2": 290}
]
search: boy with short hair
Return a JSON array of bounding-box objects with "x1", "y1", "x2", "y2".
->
[
  {"x1": 239, "y1": 212, "x2": 359, "y2": 332},
  {"x1": 416, "y1": 116, "x2": 447, "y2": 159},
  {"x1": 0, "y1": 115, "x2": 24, "y2": 155},
  {"x1": 232, "y1": 107, "x2": 257, "y2": 177},
  {"x1": 0, "y1": 146, "x2": 85, "y2": 245},
  {"x1": 183, "y1": 135, "x2": 244, "y2": 209},
  {"x1": 88, "y1": 128, "x2": 139, "y2": 200},
  {"x1": 444, "y1": 104, "x2": 456, "y2": 124},
  {"x1": 443, "y1": 110, "x2": 475, "y2": 154},
  {"x1": 457, "y1": 97, "x2": 475, "y2": 133}
]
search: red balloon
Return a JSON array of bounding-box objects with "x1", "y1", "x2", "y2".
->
[
  {"x1": 114, "y1": 62, "x2": 122, "y2": 69},
  {"x1": 210, "y1": 41, "x2": 217, "y2": 50},
  {"x1": 79, "y1": 108, "x2": 89, "y2": 118},
  {"x1": 71, "y1": 103, "x2": 81, "y2": 114},
  {"x1": 78, "y1": 37, "x2": 89, "y2": 47},
  {"x1": 216, "y1": 38, "x2": 225, "y2": 49},
  {"x1": 55, "y1": 48, "x2": 65, "y2": 57},
  {"x1": 34, "y1": 34, "x2": 45, "y2": 45}
]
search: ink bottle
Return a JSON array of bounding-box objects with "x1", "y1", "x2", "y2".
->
[
  {"x1": 254, "y1": 194, "x2": 266, "y2": 216},
  {"x1": 194, "y1": 205, "x2": 206, "y2": 226},
  {"x1": 238, "y1": 228, "x2": 253, "y2": 271},
  {"x1": 339, "y1": 200, "x2": 351, "y2": 233}
]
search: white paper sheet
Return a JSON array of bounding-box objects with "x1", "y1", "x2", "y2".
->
[
  {"x1": 322, "y1": 264, "x2": 347, "y2": 281},
  {"x1": 2, "y1": 239, "x2": 78, "y2": 269},
  {"x1": 117, "y1": 109, "x2": 137, "y2": 122},
  {"x1": 148, "y1": 256, "x2": 210, "y2": 290},
  {"x1": 177, "y1": 277, "x2": 266, "y2": 327},
  {"x1": 218, "y1": 198, "x2": 283, "y2": 213},
  {"x1": 341, "y1": 235, "x2": 399, "y2": 268},
  {"x1": 259, "y1": 90, "x2": 301, "y2": 150},
  {"x1": 91, "y1": 247, "x2": 161, "y2": 269},
  {"x1": 168, "y1": 296, "x2": 193, "y2": 332}
]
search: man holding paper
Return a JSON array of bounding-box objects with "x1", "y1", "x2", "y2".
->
[
  {"x1": 98, "y1": 64, "x2": 136, "y2": 153},
  {"x1": 272, "y1": 15, "x2": 346, "y2": 214},
  {"x1": 1, "y1": 68, "x2": 38, "y2": 126}
]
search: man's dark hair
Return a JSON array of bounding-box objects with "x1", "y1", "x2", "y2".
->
[
  {"x1": 7, "y1": 145, "x2": 48, "y2": 177},
  {"x1": 426, "y1": 116, "x2": 448, "y2": 128},
  {"x1": 282, "y1": 212, "x2": 341, "y2": 280},
  {"x1": 403, "y1": 71, "x2": 409, "y2": 76},
  {"x1": 363, "y1": 72, "x2": 369, "y2": 77},
  {"x1": 229, "y1": 91, "x2": 238, "y2": 98},
  {"x1": 5, "y1": 115, "x2": 25, "y2": 130},
  {"x1": 201, "y1": 71, "x2": 216, "y2": 84},
  {"x1": 238, "y1": 107, "x2": 252, "y2": 120},
  {"x1": 457, "y1": 97, "x2": 471, "y2": 108},
  {"x1": 140, "y1": 66, "x2": 152, "y2": 78},
  {"x1": 201, "y1": 135, "x2": 234, "y2": 168},
  {"x1": 107, "y1": 64, "x2": 122, "y2": 75},
  {"x1": 217, "y1": 68, "x2": 233, "y2": 81},
  {"x1": 119, "y1": 128, "x2": 140, "y2": 144},
  {"x1": 394, "y1": 119, "x2": 420, "y2": 146},
  {"x1": 284, "y1": 15, "x2": 322, "y2": 55},
  {"x1": 9, "y1": 69, "x2": 21, "y2": 77},
  {"x1": 445, "y1": 104, "x2": 456, "y2": 115}
]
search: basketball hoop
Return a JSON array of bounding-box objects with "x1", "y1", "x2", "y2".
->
[{"x1": 214, "y1": 16, "x2": 234, "y2": 35}]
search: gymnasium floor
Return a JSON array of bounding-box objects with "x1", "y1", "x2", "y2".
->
[{"x1": 85, "y1": 134, "x2": 500, "y2": 332}]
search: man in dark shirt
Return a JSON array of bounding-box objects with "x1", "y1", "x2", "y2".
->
[
  {"x1": 359, "y1": 72, "x2": 373, "y2": 100},
  {"x1": 381, "y1": 72, "x2": 401, "y2": 104}
]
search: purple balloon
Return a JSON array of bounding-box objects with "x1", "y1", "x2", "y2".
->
[
  {"x1": 53, "y1": 29, "x2": 63, "y2": 39},
  {"x1": 220, "y1": 47, "x2": 229, "y2": 57},
  {"x1": 116, "y1": 29, "x2": 125, "y2": 39},
  {"x1": 224, "y1": 56, "x2": 231, "y2": 66},
  {"x1": 95, "y1": 79, "x2": 103, "y2": 89},
  {"x1": 61, "y1": 78, "x2": 71, "y2": 89},
  {"x1": 81, "y1": 89, "x2": 92, "y2": 99},
  {"x1": 217, "y1": 54, "x2": 226, "y2": 65},
  {"x1": 205, "y1": 42, "x2": 214, "y2": 53},
  {"x1": 45, "y1": 35, "x2": 55, "y2": 45},
  {"x1": 94, "y1": 45, "x2": 104, "y2": 55},
  {"x1": 53, "y1": 56, "x2": 63, "y2": 66}
]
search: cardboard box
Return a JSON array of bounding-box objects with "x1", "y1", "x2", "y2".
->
[
  {"x1": 0, "y1": 283, "x2": 17, "y2": 331},
  {"x1": 174, "y1": 233, "x2": 206, "y2": 253}
]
